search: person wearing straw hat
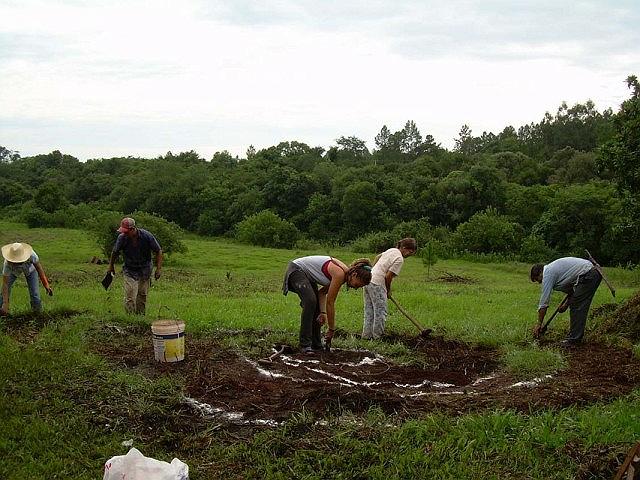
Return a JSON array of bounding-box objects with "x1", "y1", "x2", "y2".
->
[
  {"x1": 106, "y1": 217, "x2": 163, "y2": 315},
  {"x1": 1, "y1": 242, "x2": 53, "y2": 316}
]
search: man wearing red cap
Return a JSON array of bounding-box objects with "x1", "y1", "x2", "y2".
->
[{"x1": 106, "y1": 217, "x2": 163, "y2": 315}]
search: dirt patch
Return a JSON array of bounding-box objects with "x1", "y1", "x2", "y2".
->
[
  {"x1": 88, "y1": 327, "x2": 640, "y2": 426},
  {"x1": 433, "y1": 272, "x2": 476, "y2": 284}
]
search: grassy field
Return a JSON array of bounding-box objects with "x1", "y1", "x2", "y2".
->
[{"x1": 1, "y1": 221, "x2": 639, "y2": 479}]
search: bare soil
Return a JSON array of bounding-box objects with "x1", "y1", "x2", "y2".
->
[{"x1": 88, "y1": 326, "x2": 640, "y2": 425}]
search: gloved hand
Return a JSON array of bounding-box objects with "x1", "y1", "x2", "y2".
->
[
  {"x1": 154, "y1": 268, "x2": 162, "y2": 281},
  {"x1": 316, "y1": 313, "x2": 327, "y2": 325},
  {"x1": 45, "y1": 286, "x2": 53, "y2": 297}
]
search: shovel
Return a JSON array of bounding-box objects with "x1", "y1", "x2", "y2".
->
[{"x1": 389, "y1": 296, "x2": 432, "y2": 338}]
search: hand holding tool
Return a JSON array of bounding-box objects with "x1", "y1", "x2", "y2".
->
[{"x1": 534, "y1": 294, "x2": 570, "y2": 339}]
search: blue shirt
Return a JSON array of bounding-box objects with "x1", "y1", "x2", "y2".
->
[
  {"x1": 113, "y1": 229, "x2": 161, "y2": 280},
  {"x1": 3, "y1": 251, "x2": 39, "y2": 277}
]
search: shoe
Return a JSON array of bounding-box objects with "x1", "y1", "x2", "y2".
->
[
  {"x1": 301, "y1": 346, "x2": 315, "y2": 354},
  {"x1": 560, "y1": 339, "x2": 580, "y2": 348},
  {"x1": 311, "y1": 344, "x2": 324, "y2": 351}
]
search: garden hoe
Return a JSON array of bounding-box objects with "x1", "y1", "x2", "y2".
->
[
  {"x1": 389, "y1": 296, "x2": 432, "y2": 338},
  {"x1": 534, "y1": 294, "x2": 570, "y2": 341}
]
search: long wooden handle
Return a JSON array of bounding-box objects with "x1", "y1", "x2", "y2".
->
[
  {"x1": 585, "y1": 249, "x2": 616, "y2": 298},
  {"x1": 540, "y1": 294, "x2": 570, "y2": 335},
  {"x1": 389, "y1": 296, "x2": 425, "y2": 332}
]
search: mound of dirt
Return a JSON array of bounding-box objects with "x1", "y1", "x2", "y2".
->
[
  {"x1": 598, "y1": 291, "x2": 640, "y2": 341},
  {"x1": 434, "y1": 272, "x2": 476, "y2": 284}
]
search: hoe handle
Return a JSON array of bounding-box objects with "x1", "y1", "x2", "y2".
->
[
  {"x1": 389, "y1": 296, "x2": 426, "y2": 333},
  {"x1": 539, "y1": 294, "x2": 570, "y2": 336}
]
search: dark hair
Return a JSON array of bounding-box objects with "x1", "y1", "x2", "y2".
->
[
  {"x1": 347, "y1": 258, "x2": 372, "y2": 285},
  {"x1": 397, "y1": 237, "x2": 417, "y2": 252},
  {"x1": 530, "y1": 264, "x2": 544, "y2": 282}
]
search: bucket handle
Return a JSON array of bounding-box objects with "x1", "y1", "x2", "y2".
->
[{"x1": 156, "y1": 305, "x2": 181, "y2": 326}]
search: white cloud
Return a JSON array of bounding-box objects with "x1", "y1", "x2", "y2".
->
[{"x1": 0, "y1": 0, "x2": 638, "y2": 159}]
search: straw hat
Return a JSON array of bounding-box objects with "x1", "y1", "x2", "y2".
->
[{"x1": 1, "y1": 242, "x2": 34, "y2": 263}]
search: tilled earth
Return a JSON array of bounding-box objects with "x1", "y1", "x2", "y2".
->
[{"x1": 88, "y1": 326, "x2": 640, "y2": 426}]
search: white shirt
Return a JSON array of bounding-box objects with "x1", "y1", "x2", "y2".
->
[{"x1": 371, "y1": 248, "x2": 404, "y2": 287}]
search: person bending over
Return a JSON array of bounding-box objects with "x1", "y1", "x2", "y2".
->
[{"x1": 283, "y1": 255, "x2": 372, "y2": 353}]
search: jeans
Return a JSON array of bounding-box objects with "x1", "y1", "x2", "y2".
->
[{"x1": 2, "y1": 269, "x2": 42, "y2": 312}]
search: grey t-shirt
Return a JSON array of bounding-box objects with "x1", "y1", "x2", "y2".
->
[
  {"x1": 292, "y1": 255, "x2": 333, "y2": 286},
  {"x1": 538, "y1": 257, "x2": 593, "y2": 309}
]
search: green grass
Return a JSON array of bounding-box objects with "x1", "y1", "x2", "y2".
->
[
  {"x1": 502, "y1": 346, "x2": 568, "y2": 379},
  {"x1": 1, "y1": 221, "x2": 639, "y2": 479}
]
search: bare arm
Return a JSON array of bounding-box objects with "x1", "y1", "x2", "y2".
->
[
  {"x1": 1, "y1": 275, "x2": 9, "y2": 314},
  {"x1": 107, "y1": 252, "x2": 118, "y2": 273},
  {"x1": 537, "y1": 306, "x2": 548, "y2": 325},
  {"x1": 324, "y1": 271, "x2": 345, "y2": 331},
  {"x1": 154, "y1": 249, "x2": 163, "y2": 280},
  {"x1": 34, "y1": 262, "x2": 53, "y2": 295},
  {"x1": 384, "y1": 271, "x2": 396, "y2": 298}
]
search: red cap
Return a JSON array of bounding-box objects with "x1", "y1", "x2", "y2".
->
[{"x1": 117, "y1": 217, "x2": 136, "y2": 233}]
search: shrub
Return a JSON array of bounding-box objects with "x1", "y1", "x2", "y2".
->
[
  {"x1": 21, "y1": 202, "x2": 50, "y2": 228},
  {"x1": 518, "y1": 234, "x2": 557, "y2": 264},
  {"x1": 48, "y1": 203, "x2": 100, "y2": 229},
  {"x1": 348, "y1": 231, "x2": 396, "y2": 254},
  {"x1": 234, "y1": 210, "x2": 300, "y2": 249},
  {"x1": 87, "y1": 210, "x2": 187, "y2": 258},
  {"x1": 390, "y1": 219, "x2": 433, "y2": 247},
  {"x1": 452, "y1": 207, "x2": 525, "y2": 255}
]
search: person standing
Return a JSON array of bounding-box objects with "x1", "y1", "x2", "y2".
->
[
  {"x1": 531, "y1": 257, "x2": 602, "y2": 345},
  {"x1": 362, "y1": 238, "x2": 417, "y2": 339},
  {"x1": 283, "y1": 256, "x2": 372, "y2": 353},
  {"x1": 106, "y1": 217, "x2": 163, "y2": 315},
  {"x1": 1, "y1": 242, "x2": 53, "y2": 315}
]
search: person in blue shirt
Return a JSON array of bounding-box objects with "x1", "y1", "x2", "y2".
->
[
  {"x1": 1, "y1": 242, "x2": 53, "y2": 315},
  {"x1": 106, "y1": 217, "x2": 163, "y2": 315},
  {"x1": 531, "y1": 257, "x2": 602, "y2": 345}
]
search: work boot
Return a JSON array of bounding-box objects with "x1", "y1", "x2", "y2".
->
[{"x1": 300, "y1": 346, "x2": 315, "y2": 355}]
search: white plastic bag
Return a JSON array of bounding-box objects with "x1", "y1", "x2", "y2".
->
[{"x1": 103, "y1": 447, "x2": 189, "y2": 480}]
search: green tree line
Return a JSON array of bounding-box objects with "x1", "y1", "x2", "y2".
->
[{"x1": 1, "y1": 76, "x2": 638, "y2": 265}]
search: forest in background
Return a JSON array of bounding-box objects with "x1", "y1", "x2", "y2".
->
[{"x1": 1, "y1": 75, "x2": 638, "y2": 265}]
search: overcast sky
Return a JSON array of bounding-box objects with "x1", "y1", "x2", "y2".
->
[{"x1": 1, "y1": 0, "x2": 638, "y2": 160}]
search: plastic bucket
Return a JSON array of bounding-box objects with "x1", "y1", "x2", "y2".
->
[{"x1": 151, "y1": 320, "x2": 185, "y2": 362}]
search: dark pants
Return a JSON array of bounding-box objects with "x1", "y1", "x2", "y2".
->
[
  {"x1": 567, "y1": 268, "x2": 602, "y2": 342},
  {"x1": 284, "y1": 266, "x2": 322, "y2": 349}
]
